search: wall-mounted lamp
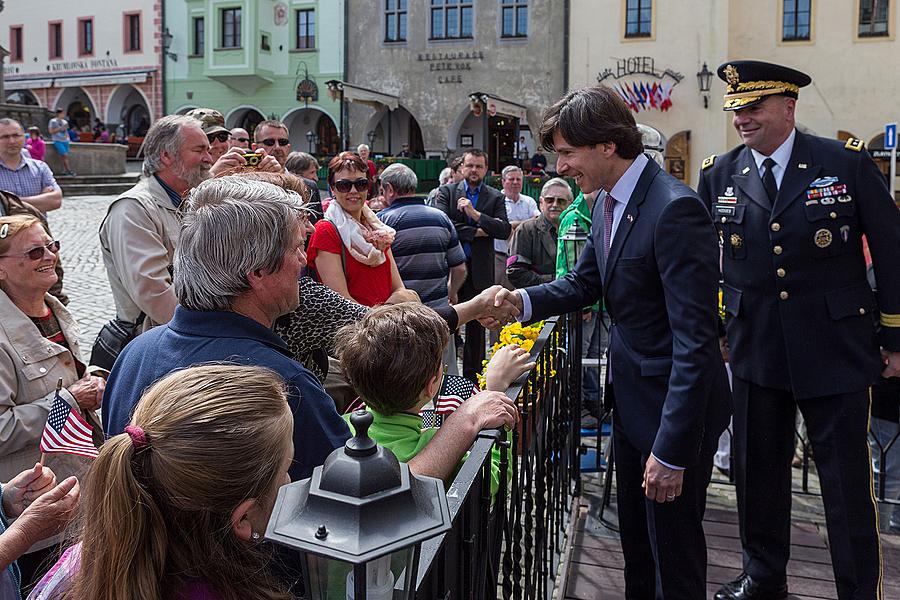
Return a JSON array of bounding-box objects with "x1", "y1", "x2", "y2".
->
[
  {"x1": 697, "y1": 62, "x2": 712, "y2": 109},
  {"x1": 162, "y1": 28, "x2": 178, "y2": 62}
]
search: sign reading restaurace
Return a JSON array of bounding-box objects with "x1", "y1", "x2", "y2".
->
[{"x1": 418, "y1": 51, "x2": 486, "y2": 85}]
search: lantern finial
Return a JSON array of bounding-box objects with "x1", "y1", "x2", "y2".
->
[{"x1": 346, "y1": 409, "x2": 377, "y2": 457}]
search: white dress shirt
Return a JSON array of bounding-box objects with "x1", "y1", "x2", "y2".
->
[{"x1": 749, "y1": 128, "x2": 796, "y2": 190}]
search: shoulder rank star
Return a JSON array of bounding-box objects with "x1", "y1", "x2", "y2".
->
[
  {"x1": 844, "y1": 138, "x2": 864, "y2": 152},
  {"x1": 702, "y1": 155, "x2": 716, "y2": 170}
]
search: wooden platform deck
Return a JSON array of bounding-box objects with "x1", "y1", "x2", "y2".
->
[{"x1": 563, "y1": 487, "x2": 900, "y2": 600}]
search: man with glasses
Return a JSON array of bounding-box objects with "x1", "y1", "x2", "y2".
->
[
  {"x1": 187, "y1": 108, "x2": 231, "y2": 162},
  {"x1": 253, "y1": 119, "x2": 293, "y2": 168},
  {"x1": 229, "y1": 127, "x2": 251, "y2": 150},
  {"x1": 506, "y1": 177, "x2": 572, "y2": 289},
  {"x1": 0, "y1": 119, "x2": 62, "y2": 214}
]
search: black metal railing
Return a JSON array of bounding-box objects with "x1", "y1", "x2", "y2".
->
[{"x1": 415, "y1": 313, "x2": 584, "y2": 599}]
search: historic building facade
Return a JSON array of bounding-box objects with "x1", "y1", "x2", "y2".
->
[
  {"x1": 2, "y1": 1, "x2": 161, "y2": 138},
  {"x1": 569, "y1": 0, "x2": 900, "y2": 189},
  {"x1": 164, "y1": 0, "x2": 344, "y2": 154},
  {"x1": 345, "y1": 0, "x2": 566, "y2": 170}
]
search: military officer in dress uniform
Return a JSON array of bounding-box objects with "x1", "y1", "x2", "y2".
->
[{"x1": 699, "y1": 60, "x2": 900, "y2": 600}]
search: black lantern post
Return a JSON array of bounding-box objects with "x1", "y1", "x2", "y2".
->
[
  {"x1": 561, "y1": 219, "x2": 589, "y2": 273},
  {"x1": 697, "y1": 62, "x2": 713, "y2": 109},
  {"x1": 366, "y1": 130, "x2": 376, "y2": 152},
  {"x1": 266, "y1": 410, "x2": 452, "y2": 599}
]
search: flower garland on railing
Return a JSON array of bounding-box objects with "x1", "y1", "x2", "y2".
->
[{"x1": 476, "y1": 321, "x2": 557, "y2": 394}]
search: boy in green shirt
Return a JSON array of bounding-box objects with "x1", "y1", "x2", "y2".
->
[{"x1": 335, "y1": 303, "x2": 534, "y2": 496}]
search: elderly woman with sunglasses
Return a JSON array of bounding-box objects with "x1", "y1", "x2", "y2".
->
[
  {"x1": 0, "y1": 214, "x2": 103, "y2": 488},
  {"x1": 307, "y1": 151, "x2": 410, "y2": 307}
]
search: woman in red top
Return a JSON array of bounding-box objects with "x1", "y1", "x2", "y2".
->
[{"x1": 307, "y1": 152, "x2": 407, "y2": 306}]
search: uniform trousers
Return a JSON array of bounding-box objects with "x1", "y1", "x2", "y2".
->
[
  {"x1": 732, "y1": 376, "x2": 882, "y2": 599},
  {"x1": 613, "y1": 394, "x2": 715, "y2": 599}
]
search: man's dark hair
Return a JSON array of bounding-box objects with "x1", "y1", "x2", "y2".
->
[
  {"x1": 450, "y1": 156, "x2": 464, "y2": 171},
  {"x1": 539, "y1": 86, "x2": 643, "y2": 160},
  {"x1": 462, "y1": 148, "x2": 487, "y2": 162}
]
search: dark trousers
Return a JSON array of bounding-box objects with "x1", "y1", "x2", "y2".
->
[
  {"x1": 732, "y1": 377, "x2": 882, "y2": 599},
  {"x1": 459, "y1": 272, "x2": 485, "y2": 381},
  {"x1": 613, "y1": 410, "x2": 715, "y2": 599}
]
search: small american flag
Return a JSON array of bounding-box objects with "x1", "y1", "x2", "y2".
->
[
  {"x1": 40, "y1": 393, "x2": 98, "y2": 459},
  {"x1": 435, "y1": 375, "x2": 479, "y2": 414},
  {"x1": 344, "y1": 375, "x2": 480, "y2": 429}
]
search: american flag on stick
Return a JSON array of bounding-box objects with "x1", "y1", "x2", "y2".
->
[
  {"x1": 40, "y1": 382, "x2": 98, "y2": 459},
  {"x1": 435, "y1": 375, "x2": 479, "y2": 414}
]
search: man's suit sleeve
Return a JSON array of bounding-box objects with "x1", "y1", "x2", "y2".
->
[
  {"x1": 435, "y1": 184, "x2": 476, "y2": 244},
  {"x1": 651, "y1": 196, "x2": 723, "y2": 467},
  {"x1": 524, "y1": 223, "x2": 603, "y2": 321},
  {"x1": 855, "y1": 149, "x2": 900, "y2": 350},
  {"x1": 477, "y1": 189, "x2": 512, "y2": 240}
]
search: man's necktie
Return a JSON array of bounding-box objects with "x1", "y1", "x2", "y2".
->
[
  {"x1": 762, "y1": 157, "x2": 778, "y2": 204},
  {"x1": 603, "y1": 193, "x2": 616, "y2": 256}
]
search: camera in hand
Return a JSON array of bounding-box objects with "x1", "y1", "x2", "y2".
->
[{"x1": 243, "y1": 152, "x2": 262, "y2": 168}]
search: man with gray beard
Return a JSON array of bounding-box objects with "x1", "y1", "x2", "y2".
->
[{"x1": 99, "y1": 115, "x2": 213, "y2": 331}]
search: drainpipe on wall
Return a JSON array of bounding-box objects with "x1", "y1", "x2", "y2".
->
[
  {"x1": 342, "y1": 0, "x2": 349, "y2": 150},
  {"x1": 563, "y1": 0, "x2": 570, "y2": 92},
  {"x1": 160, "y1": 0, "x2": 167, "y2": 116}
]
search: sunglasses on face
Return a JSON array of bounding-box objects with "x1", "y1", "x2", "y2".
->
[
  {"x1": 332, "y1": 178, "x2": 370, "y2": 193},
  {"x1": 234, "y1": 137, "x2": 250, "y2": 144},
  {"x1": 0, "y1": 240, "x2": 60, "y2": 261},
  {"x1": 543, "y1": 196, "x2": 569, "y2": 204},
  {"x1": 259, "y1": 138, "x2": 290, "y2": 147},
  {"x1": 207, "y1": 132, "x2": 230, "y2": 144}
]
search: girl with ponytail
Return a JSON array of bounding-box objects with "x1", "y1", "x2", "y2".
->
[{"x1": 29, "y1": 364, "x2": 295, "y2": 600}]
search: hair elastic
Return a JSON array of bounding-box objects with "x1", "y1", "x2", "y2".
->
[{"x1": 125, "y1": 425, "x2": 149, "y2": 450}]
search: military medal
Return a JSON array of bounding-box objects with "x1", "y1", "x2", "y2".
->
[
  {"x1": 837, "y1": 194, "x2": 852, "y2": 203},
  {"x1": 814, "y1": 228, "x2": 833, "y2": 248},
  {"x1": 730, "y1": 233, "x2": 743, "y2": 248},
  {"x1": 840, "y1": 225, "x2": 850, "y2": 242}
]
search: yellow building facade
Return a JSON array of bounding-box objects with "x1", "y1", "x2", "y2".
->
[{"x1": 568, "y1": 0, "x2": 899, "y2": 189}]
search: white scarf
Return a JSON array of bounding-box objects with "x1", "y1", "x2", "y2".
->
[{"x1": 324, "y1": 200, "x2": 396, "y2": 266}]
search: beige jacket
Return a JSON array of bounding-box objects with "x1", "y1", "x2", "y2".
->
[
  {"x1": 99, "y1": 175, "x2": 182, "y2": 329},
  {"x1": 0, "y1": 291, "x2": 100, "y2": 482}
]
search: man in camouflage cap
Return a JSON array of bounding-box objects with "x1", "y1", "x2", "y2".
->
[{"x1": 187, "y1": 108, "x2": 230, "y2": 162}]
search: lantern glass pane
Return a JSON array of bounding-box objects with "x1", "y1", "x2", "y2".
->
[
  {"x1": 305, "y1": 547, "x2": 418, "y2": 599},
  {"x1": 304, "y1": 554, "x2": 353, "y2": 600}
]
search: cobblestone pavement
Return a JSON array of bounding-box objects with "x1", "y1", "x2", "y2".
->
[{"x1": 47, "y1": 194, "x2": 119, "y2": 350}]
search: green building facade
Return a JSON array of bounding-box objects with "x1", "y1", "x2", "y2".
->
[{"x1": 164, "y1": 0, "x2": 344, "y2": 154}]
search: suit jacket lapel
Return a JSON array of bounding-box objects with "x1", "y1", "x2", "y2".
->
[
  {"x1": 539, "y1": 216, "x2": 557, "y2": 261},
  {"x1": 771, "y1": 132, "x2": 821, "y2": 220},
  {"x1": 604, "y1": 160, "x2": 656, "y2": 285},
  {"x1": 731, "y1": 147, "x2": 771, "y2": 211}
]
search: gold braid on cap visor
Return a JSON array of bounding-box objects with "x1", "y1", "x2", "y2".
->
[{"x1": 723, "y1": 80, "x2": 802, "y2": 109}]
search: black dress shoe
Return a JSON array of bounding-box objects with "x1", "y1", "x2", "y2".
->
[{"x1": 714, "y1": 573, "x2": 788, "y2": 600}]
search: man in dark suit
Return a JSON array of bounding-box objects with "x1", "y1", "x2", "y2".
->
[
  {"x1": 435, "y1": 149, "x2": 511, "y2": 379},
  {"x1": 700, "y1": 61, "x2": 900, "y2": 600},
  {"x1": 495, "y1": 86, "x2": 731, "y2": 599}
]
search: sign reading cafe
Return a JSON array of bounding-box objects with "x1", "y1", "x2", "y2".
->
[{"x1": 597, "y1": 56, "x2": 683, "y2": 114}]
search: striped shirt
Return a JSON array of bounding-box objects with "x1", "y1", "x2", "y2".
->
[
  {"x1": 0, "y1": 155, "x2": 59, "y2": 199},
  {"x1": 379, "y1": 197, "x2": 466, "y2": 308}
]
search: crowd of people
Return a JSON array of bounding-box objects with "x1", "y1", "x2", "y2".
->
[{"x1": 0, "y1": 57, "x2": 897, "y2": 600}]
